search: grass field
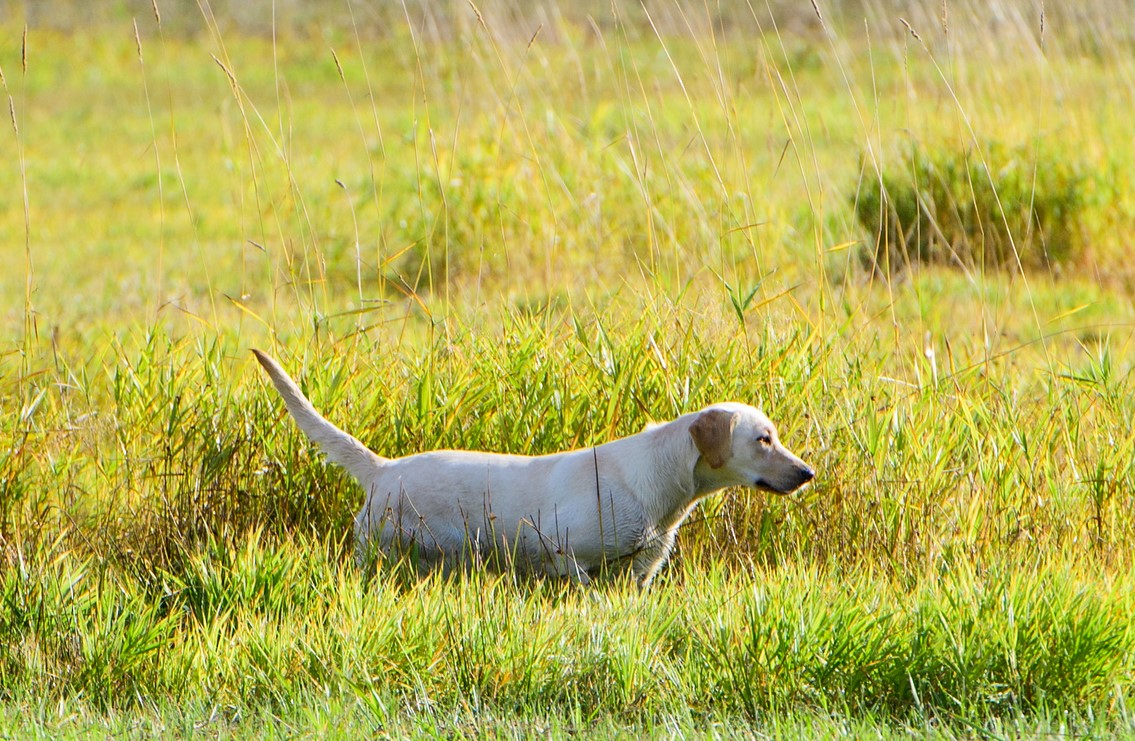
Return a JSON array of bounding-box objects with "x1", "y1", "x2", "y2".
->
[{"x1": 2, "y1": 0, "x2": 1135, "y2": 736}]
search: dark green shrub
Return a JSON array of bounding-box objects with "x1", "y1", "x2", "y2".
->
[{"x1": 855, "y1": 141, "x2": 1094, "y2": 273}]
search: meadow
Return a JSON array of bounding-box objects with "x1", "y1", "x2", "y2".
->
[{"x1": 1, "y1": 0, "x2": 1135, "y2": 736}]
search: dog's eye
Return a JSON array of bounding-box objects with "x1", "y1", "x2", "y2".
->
[{"x1": 756, "y1": 434, "x2": 772, "y2": 446}]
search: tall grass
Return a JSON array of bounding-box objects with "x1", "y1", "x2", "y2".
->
[
  {"x1": 1, "y1": 0, "x2": 1134, "y2": 735},
  {"x1": 3, "y1": 533, "x2": 1133, "y2": 732}
]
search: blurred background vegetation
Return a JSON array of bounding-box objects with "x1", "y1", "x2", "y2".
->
[{"x1": 2, "y1": 0, "x2": 1134, "y2": 51}]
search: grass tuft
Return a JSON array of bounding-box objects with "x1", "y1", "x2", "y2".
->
[{"x1": 855, "y1": 140, "x2": 1098, "y2": 274}]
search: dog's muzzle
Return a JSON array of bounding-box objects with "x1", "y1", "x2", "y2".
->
[{"x1": 756, "y1": 465, "x2": 815, "y2": 494}]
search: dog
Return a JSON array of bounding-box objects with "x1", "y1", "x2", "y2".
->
[{"x1": 252, "y1": 349, "x2": 814, "y2": 587}]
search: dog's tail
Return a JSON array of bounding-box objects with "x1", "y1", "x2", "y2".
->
[{"x1": 251, "y1": 349, "x2": 386, "y2": 483}]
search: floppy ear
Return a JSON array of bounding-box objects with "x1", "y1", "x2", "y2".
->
[{"x1": 689, "y1": 409, "x2": 738, "y2": 469}]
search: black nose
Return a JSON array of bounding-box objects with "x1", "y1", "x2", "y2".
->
[{"x1": 800, "y1": 466, "x2": 815, "y2": 483}]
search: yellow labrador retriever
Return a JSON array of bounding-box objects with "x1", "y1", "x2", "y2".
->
[{"x1": 253, "y1": 350, "x2": 814, "y2": 587}]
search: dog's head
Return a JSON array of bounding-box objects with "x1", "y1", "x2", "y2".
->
[{"x1": 689, "y1": 403, "x2": 814, "y2": 494}]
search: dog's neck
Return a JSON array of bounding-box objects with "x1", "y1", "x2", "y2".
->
[{"x1": 619, "y1": 415, "x2": 710, "y2": 531}]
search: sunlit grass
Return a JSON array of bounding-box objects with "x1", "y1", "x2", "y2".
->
[{"x1": 1, "y1": 0, "x2": 1134, "y2": 735}]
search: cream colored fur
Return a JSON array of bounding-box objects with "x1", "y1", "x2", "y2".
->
[{"x1": 253, "y1": 350, "x2": 814, "y2": 588}]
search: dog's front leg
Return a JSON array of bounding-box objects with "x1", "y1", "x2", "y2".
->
[{"x1": 631, "y1": 527, "x2": 678, "y2": 589}]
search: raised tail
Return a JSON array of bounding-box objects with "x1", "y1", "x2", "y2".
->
[{"x1": 251, "y1": 349, "x2": 386, "y2": 484}]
